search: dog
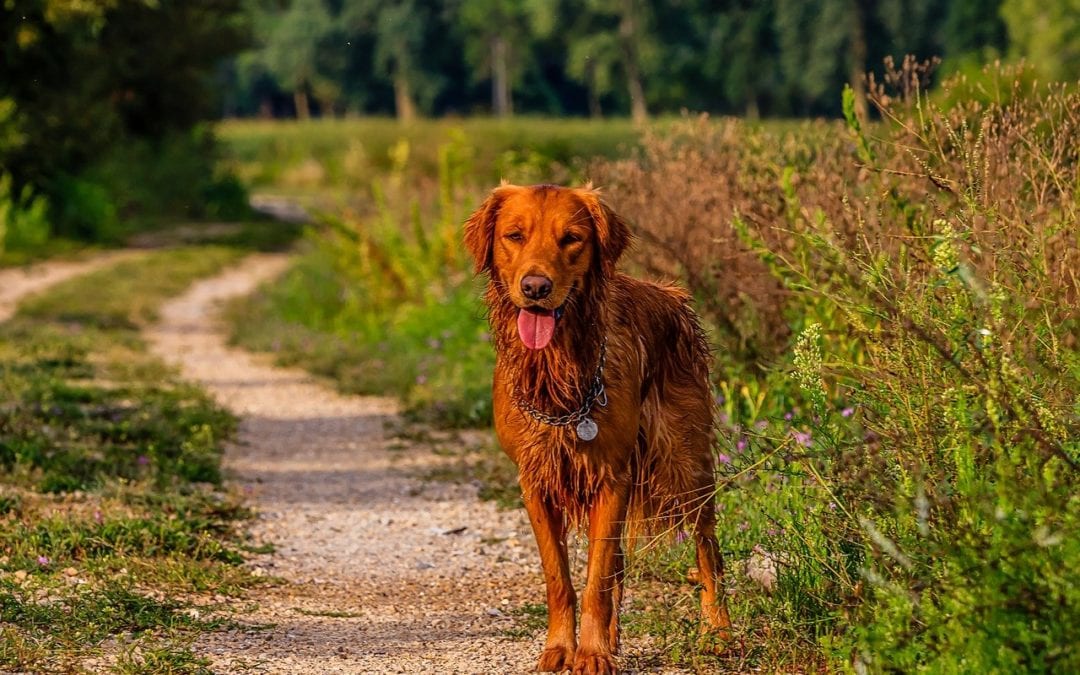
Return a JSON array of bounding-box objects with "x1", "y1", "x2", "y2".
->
[{"x1": 464, "y1": 183, "x2": 732, "y2": 674}]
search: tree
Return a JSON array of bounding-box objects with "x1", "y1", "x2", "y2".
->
[
  {"x1": 565, "y1": 24, "x2": 620, "y2": 117},
  {"x1": 340, "y1": 0, "x2": 441, "y2": 122},
  {"x1": 258, "y1": 0, "x2": 334, "y2": 119},
  {"x1": 696, "y1": 0, "x2": 779, "y2": 117},
  {"x1": 456, "y1": 0, "x2": 554, "y2": 116},
  {"x1": 562, "y1": 0, "x2": 657, "y2": 122},
  {"x1": 942, "y1": 0, "x2": 1006, "y2": 59},
  {"x1": 1, "y1": 0, "x2": 248, "y2": 182},
  {"x1": 1001, "y1": 0, "x2": 1080, "y2": 80}
]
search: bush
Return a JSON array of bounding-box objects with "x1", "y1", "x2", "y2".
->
[
  {"x1": 49, "y1": 174, "x2": 121, "y2": 242},
  {"x1": 0, "y1": 174, "x2": 50, "y2": 254},
  {"x1": 53, "y1": 127, "x2": 252, "y2": 241},
  {"x1": 591, "y1": 62, "x2": 1079, "y2": 670}
]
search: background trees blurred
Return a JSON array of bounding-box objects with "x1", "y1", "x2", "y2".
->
[
  {"x1": 1, "y1": 0, "x2": 1078, "y2": 249},
  {"x1": 225, "y1": 0, "x2": 1077, "y2": 120}
]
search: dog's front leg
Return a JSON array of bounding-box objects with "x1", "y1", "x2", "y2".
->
[
  {"x1": 524, "y1": 491, "x2": 576, "y2": 672},
  {"x1": 575, "y1": 479, "x2": 630, "y2": 675}
]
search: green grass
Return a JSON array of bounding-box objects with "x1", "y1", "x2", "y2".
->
[
  {"x1": 0, "y1": 241, "x2": 284, "y2": 672},
  {"x1": 218, "y1": 116, "x2": 642, "y2": 204}
]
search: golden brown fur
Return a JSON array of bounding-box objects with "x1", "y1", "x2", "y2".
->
[{"x1": 464, "y1": 184, "x2": 732, "y2": 674}]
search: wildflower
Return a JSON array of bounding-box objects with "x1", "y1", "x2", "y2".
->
[
  {"x1": 415, "y1": 374, "x2": 428, "y2": 385},
  {"x1": 791, "y1": 430, "x2": 812, "y2": 447},
  {"x1": 755, "y1": 420, "x2": 768, "y2": 431},
  {"x1": 737, "y1": 521, "x2": 750, "y2": 532},
  {"x1": 717, "y1": 453, "x2": 732, "y2": 465},
  {"x1": 427, "y1": 338, "x2": 442, "y2": 350},
  {"x1": 932, "y1": 220, "x2": 960, "y2": 273},
  {"x1": 841, "y1": 407, "x2": 854, "y2": 417},
  {"x1": 718, "y1": 412, "x2": 729, "y2": 426},
  {"x1": 675, "y1": 530, "x2": 688, "y2": 544},
  {"x1": 784, "y1": 411, "x2": 794, "y2": 421},
  {"x1": 714, "y1": 393, "x2": 725, "y2": 405},
  {"x1": 828, "y1": 502, "x2": 838, "y2": 511},
  {"x1": 793, "y1": 322, "x2": 827, "y2": 413},
  {"x1": 136, "y1": 455, "x2": 149, "y2": 466},
  {"x1": 736, "y1": 438, "x2": 747, "y2": 452},
  {"x1": 93, "y1": 510, "x2": 103, "y2": 523},
  {"x1": 37, "y1": 556, "x2": 50, "y2": 566}
]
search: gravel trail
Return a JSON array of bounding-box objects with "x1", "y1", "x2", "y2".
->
[
  {"x1": 0, "y1": 251, "x2": 141, "y2": 322},
  {"x1": 145, "y1": 253, "x2": 548, "y2": 674}
]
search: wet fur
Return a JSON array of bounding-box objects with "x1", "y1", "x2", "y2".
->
[{"x1": 465, "y1": 184, "x2": 732, "y2": 674}]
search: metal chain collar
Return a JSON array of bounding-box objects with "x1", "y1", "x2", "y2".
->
[{"x1": 513, "y1": 337, "x2": 607, "y2": 427}]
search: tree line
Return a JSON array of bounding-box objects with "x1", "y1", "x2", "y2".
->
[
  {"x1": 2, "y1": 0, "x2": 1077, "y2": 245},
  {"x1": 228, "y1": 0, "x2": 1078, "y2": 121}
]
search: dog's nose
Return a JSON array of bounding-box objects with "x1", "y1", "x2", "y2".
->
[{"x1": 521, "y1": 275, "x2": 553, "y2": 300}]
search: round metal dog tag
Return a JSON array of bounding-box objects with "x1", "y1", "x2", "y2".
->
[{"x1": 575, "y1": 417, "x2": 599, "y2": 441}]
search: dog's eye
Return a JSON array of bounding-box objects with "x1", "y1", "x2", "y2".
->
[
  {"x1": 559, "y1": 233, "x2": 583, "y2": 246},
  {"x1": 504, "y1": 231, "x2": 525, "y2": 243}
]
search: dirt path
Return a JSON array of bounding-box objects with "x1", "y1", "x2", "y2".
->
[
  {"x1": 145, "y1": 253, "x2": 549, "y2": 674},
  {"x1": 0, "y1": 251, "x2": 141, "y2": 322}
]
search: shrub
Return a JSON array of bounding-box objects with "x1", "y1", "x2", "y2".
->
[
  {"x1": 0, "y1": 173, "x2": 50, "y2": 255},
  {"x1": 592, "y1": 61, "x2": 1079, "y2": 670}
]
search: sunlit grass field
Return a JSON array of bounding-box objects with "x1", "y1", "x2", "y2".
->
[{"x1": 218, "y1": 116, "x2": 642, "y2": 207}]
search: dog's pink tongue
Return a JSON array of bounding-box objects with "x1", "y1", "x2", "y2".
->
[{"x1": 517, "y1": 308, "x2": 556, "y2": 350}]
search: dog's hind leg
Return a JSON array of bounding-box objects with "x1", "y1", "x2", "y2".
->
[
  {"x1": 523, "y1": 491, "x2": 577, "y2": 672},
  {"x1": 688, "y1": 490, "x2": 733, "y2": 650}
]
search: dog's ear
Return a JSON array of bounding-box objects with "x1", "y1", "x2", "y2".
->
[
  {"x1": 463, "y1": 184, "x2": 520, "y2": 274},
  {"x1": 575, "y1": 187, "x2": 632, "y2": 276}
]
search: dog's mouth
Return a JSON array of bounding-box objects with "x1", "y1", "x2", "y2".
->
[{"x1": 517, "y1": 306, "x2": 564, "y2": 350}]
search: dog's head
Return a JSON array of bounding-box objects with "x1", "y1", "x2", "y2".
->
[{"x1": 464, "y1": 183, "x2": 631, "y2": 349}]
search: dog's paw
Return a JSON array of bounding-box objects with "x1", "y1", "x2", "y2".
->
[
  {"x1": 572, "y1": 650, "x2": 617, "y2": 675},
  {"x1": 536, "y1": 644, "x2": 575, "y2": 672},
  {"x1": 697, "y1": 626, "x2": 735, "y2": 655}
]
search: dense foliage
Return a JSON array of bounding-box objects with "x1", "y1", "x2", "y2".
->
[
  {"x1": 0, "y1": 1, "x2": 250, "y2": 254},
  {"x1": 230, "y1": 0, "x2": 1078, "y2": 119}
]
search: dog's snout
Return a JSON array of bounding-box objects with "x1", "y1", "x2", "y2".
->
[{"x1": 521, "y1": 275, "x2": 553, "y2": 300}]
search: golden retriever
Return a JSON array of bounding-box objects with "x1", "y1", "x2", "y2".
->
[{"x1": 464, "y1": 183, "x2": 732, "y2": 674}]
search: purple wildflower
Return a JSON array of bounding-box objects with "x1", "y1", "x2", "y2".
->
[
  {"x1": 841, "y1": 407, "x2": 855, "y2": 418},
  {"x1": 714, "y1": 393, "x2": 725, "y2": 405},
  {"x1": 415, "y1": 374, "x2": 428, "y2": 385},
  {"x1": 737, "y1": 521, "x2": 750, "y2": 532},
  {"x1": 717, "y1": 453, "x2": 732, "y2": 465},
  {"x1": 784, "y1": 411, "x2": 794, "y2": 421},
  {"x1": 37, "y1": 556, "x2": 50, "y2": 566},
  {"x1": 675, "y1": 530, "x2": 689, "y2": 544},
  {"x1": 755, "y1": 420, "x2": 768, "y2": 431},
  {"x1": 736, "y1": 438, "x2": 747, "y2": 452},
  {"x1": 791, "y1": 430, "x2": 813, "y2": 447},
  {"x1": 828, "y1": 502, "x2": 838, "y2": 511},
  {"x1": 718, "y1": 412, "x2": 729, "y2": 426},
  {"x1": 136, "y1": 455, "x2": 149, "y2": 466}
]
